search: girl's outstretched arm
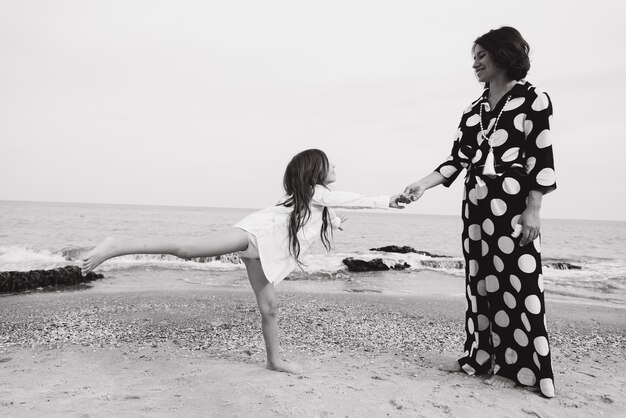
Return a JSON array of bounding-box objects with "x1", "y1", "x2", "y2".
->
[{"x1": 312, "y1": 185, "x2": 405, "y2": 209}]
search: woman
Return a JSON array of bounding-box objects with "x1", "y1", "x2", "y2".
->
[{"x1": 405, "y1": 27, "x2": 556, "y2": 397}]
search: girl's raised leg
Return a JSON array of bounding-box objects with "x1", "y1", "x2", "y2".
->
[
  {"x1": 81, "y1": 227, "x2": 249, "y2": 275},
  {"x1": 243, "y1": 258, "x2": 302, "y2": 374}
]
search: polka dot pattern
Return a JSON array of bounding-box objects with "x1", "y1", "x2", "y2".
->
[
  {"x1": 532, "y1": 93, "x2": 549, "y2": 111},
  {"x1": 514, "y1": 329, "x2": 529, "y2": 346},
  {"x1": 498, "y1": 236, "x2": 515, "y2": 254},
  {"x1": 518, "y1": 254, "x2": 537, "y2": 273},
  {"x1": 482, "y1": 219, "x2": 495, "y2": 235},
  {"x1": 489, "y1": 129, "x2": 508, "y2": 147},
  {"x1": 513, "y1": 113, "x2": 526, "y2": 132},
  {"x1": 536, "y1": 168, "x2": 556, "y2": 187},
  {"x1": 504, "y1": 97, "x2": 525, "y2": 111},
  {"x1": 476, "y1": 279, "x2": 487, "y2": 296},
  {"x1": 469, "y1": 259, "x2": 479, "y2": 277},
  {"x1": 521, "y1": 312, "x2": 531, "y2": 332},
  {"x1": 481, "y1": 240, "x2": 489, "y2": 257},
  {"x1": 540, "y1": 379, "x2": 555, "y2": 398},
  {"x1": 471, "y1": 149, "x2": 482, "y2": 164},
  {"x1": 525, "y1": 295, "x2": 542, "y2": 314},
  {"x1": 505, "y1": 347, "x2": 518, "y2": 364},
  {"x1": 534, "y1": 336, "x2": 550, "y2": 356},
  {"x1": 510, "y1": 275, "x2": 522, "y2": 292},
  {"x1": 490, "y1": 199, "x2": 507, "y2": 216},
  {"x1": 517, "y1": 368, "x2": 537, "y2": 386},
  {"x1": 486, "y1": 275, "x2": 499, "y2": 293},
  {"x1": 436, "y1": 81, "x2": 555, "y2": 397},
  {"x1": 503, "y1": 292, "x2": 516, "y2": 309},
  {"x1": 525, "y1": 159, "x2": 536, "y2": 177},
  {"x1": 476, "y1": 185, "x2": 489, "y2": 200},
  {"x1": 524, "y1": 119, "x2": 533, "y2": 136},
  {"x1": 468, "y1": 224, "x2": 481, "y2": 240},
  {"x1": 494, "y1": 310, "x2": 510, "y2": 327},
  {"x1": 440, "y1": 165, "x2": 458, "y2": 178},
  {"x1": 493, "y1": 255, "x2": 504, "y2": 272},
  {"x1": 501, "y1": 147, "x2": 520, "y2": 163},
  {"x1": 466, "y1": 114, "x2": 480, "y2": 126},
  {"x1": 477, "y1": 314, "x2": 489, "y2": 331},
  {"x1": 492, "y1": 331, "x2": 501, "y2": 347},
  {"x1": 535, "y1": 129, "x2": 551, "y2": 149},
  {"x1": 475, "y1": 350, "x2": 490, "y2": 365},
  {"x1": 502, "y1": 177, "x2": 520, "y2": 195}
]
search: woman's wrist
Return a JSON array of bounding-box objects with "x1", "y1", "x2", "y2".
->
[{"x1": 526, "y1": 190, "x2": 543, "y2": 211}]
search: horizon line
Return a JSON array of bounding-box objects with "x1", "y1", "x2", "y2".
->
[{"x1": 1, "y1": 198, "x2": 624, "y2": 223}]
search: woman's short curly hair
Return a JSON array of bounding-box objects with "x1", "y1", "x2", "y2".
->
[{"x1": 474, "y1": 26, "x2": 531, "y2": 81}]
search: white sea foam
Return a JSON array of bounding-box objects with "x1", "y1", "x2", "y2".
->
[{"x1": 0, "y1": 246, "x2": 71, "y2": 272}]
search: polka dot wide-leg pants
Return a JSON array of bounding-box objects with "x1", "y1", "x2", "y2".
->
[{"x1": 458, "y1": 173, "x2": 555, "y2": 397}]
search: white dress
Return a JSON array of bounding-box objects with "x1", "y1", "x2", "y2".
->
[{"x1": 234, "y1": 185, "x2": 389, "y2": 284}]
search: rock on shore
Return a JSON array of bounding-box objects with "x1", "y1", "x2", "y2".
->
[
  {"x1": 369, "y1": 245, "x2": 451, "y2": 258},
  {"x1": 342, "y1": 257, "x2": 410, "y2": 272},
  {"x1": 0, "y1": 266, "x2": 103, "y2": 293}
]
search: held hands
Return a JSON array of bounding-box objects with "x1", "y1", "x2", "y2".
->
[
  {"x1": 403, "y1": 183, "x2": 426, "y2": 202},
  {"x1": 390, "y1": 193, "x2": 413, "y2": 209}
]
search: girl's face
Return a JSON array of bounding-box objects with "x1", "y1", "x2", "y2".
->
[
  {"x1": 472, "y1": 44, "x2": 505, "y2": 83},
  {"x1": 323, "y1": 162, "x2": 336, "y2": 185}
]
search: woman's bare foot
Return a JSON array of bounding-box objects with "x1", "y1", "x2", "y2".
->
[
  {"x1": 485, "y1": 375, "x2": 516, "y2": 388},
  {"x1": 80, "y1": 237, "x2": 116, "y2": 275},
  {"x1": 438, "y1": 360, "x2": 462, "y2": 373},
  {"x1": 266, "y1": 359, "x2": 302, "y2": 374}
]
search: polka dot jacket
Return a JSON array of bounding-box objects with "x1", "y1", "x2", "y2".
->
[{"x1": 435, "y1": 80, "x2": 556, "y2": 194}]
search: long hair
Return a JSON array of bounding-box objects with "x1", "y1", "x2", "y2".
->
[
  {"x1": 281, "y1": 149, "x2": 333, "y2": 263},
  {"x1": 474, "y1": 26, "x2": 531, "y2": 81}
]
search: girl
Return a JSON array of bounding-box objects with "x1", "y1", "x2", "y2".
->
[{"x1": 81, "y1": 149, "x2": 411, "y2": 374}]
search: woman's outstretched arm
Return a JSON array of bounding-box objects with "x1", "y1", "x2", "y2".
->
[{"x1": 404, "y1": 171, "x2": 446, "y2": 201}]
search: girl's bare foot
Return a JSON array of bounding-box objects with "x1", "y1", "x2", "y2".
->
[
  {"x1": 438, "y1": 360, "x2": 462, "y2": 373},
  {"x1": 80, "y1": 237, "x2": 116, "y2": 275},
  {"x1": 485, "y1": 375, "x2": 516, "y2": 388},
  {"x1": 266, "y1": 359, "x2": 302, "y2": 374}
]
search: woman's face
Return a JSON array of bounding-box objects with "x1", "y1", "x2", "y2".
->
[
  {"x1": 323, "y1": 162, "x2": 336, "y2": 185},
  {"x1": 472, "y1": 44, "x2": 505, "y2": 83}
]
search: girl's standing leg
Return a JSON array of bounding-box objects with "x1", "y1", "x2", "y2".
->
[
  {"x1": 81, "y1": 227, "x2": 249, "y2": 274},
  {"x1": 242, "y1": 258, "x2": 302, "y2": 374}
]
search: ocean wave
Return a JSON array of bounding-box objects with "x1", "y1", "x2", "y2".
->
[
  {"x1": 2, "y1": 245, "x2": 626, "y2": 297},
  {"x1": 0, "y1": 245, "x2": 244, "y2": 273},
  {"x1": 0, "y1": 245, "x2": 70, "y2": 272}
]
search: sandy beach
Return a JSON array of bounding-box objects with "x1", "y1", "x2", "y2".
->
[{"x1": 1, "y1": 273, "x2": 625, "y2": 417}]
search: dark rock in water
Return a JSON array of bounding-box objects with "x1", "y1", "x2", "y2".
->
[
  {"x1": 0, "y1": 266, "x2": 104, "y2": 293},
  {"x1": 369, "y1": 246, "x2": 452, "y2": 258},
  {"x1": 342, "y1": 257, "x2": 410, "y2": 272},
  {"x1": 544, "y1": 262, "x2": 582, "y2": 270},
  {"x1": 370, "y1": 245, "x2": 417, "y2": 254}
]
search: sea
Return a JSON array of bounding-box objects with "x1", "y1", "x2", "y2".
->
[{"x1": 1, "y1": 200, "x2": 625, "y2": 306}]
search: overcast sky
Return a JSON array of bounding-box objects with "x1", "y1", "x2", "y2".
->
[{"x1": 1, "y1": 0, "x2": 625, "y2": 221}]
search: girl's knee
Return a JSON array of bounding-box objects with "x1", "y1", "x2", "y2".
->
[{"x1": 258, "y1": 298, "x2": 277, "y2": 319}]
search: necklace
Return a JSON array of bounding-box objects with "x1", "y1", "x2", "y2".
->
[{"x1": 479, "y1": 95, "x2": 511, "y2": 177}]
